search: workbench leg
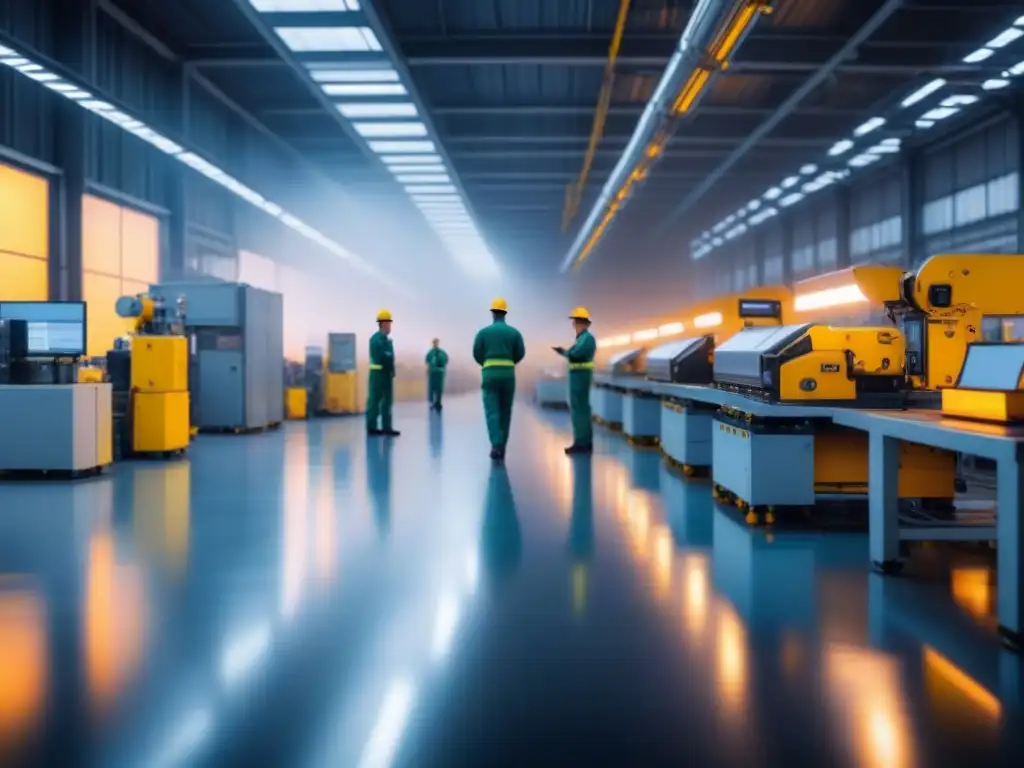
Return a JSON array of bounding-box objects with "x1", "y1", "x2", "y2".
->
[
  {"x1": 869, "y1": 433, "x2": 903, "y2": 574},
  {"x1": 996, "y1": 457, "x2": 1024, "y2": 652}
]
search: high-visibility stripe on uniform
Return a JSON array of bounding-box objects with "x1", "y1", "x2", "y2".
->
[
  {"x1": 369, "y1": 364, "x2": 383, "y2": 370},
  {"x1": 483, "y1": 359, "x2": 515, "y2": 368},
  {"x1": 568, "y1": 361, "x2": 595, "y2": 371}
]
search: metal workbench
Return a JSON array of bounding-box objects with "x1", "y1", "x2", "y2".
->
[{"x1": 833, "y1": 408, "x2": 1024, "y2": 649}]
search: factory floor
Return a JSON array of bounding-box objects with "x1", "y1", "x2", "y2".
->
[{"x1": 0, "y1": 395, "x2": 1021, "y2": 766}]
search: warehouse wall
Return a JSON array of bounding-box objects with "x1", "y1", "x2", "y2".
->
[
  {"x1": 694, "y1": 111, "x2": 1024, "y2": 300},
  {"x1": 0, "y1": 162, "x2": 49, "y2": 301}
]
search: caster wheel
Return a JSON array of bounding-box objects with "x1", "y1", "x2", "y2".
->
[
  {"x1": 872, "y1": 559, "x2": 904, "y2": 576},
  {"x1": 745, "y1": 510, "x2": 759, "y2": 526}
]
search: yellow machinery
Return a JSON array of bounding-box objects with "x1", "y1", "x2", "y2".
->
[
  {"x1": 713, "y1": 323, "x2": 908, "y2": 405},
  {"x1": 942, "y1": 342, "x2": 1024, "y2": 423},
  {"x1": 78, "y1": 364, "x2": 104, "y2": 383},
  {"x1": 111, "y1": 294, "x2": 190, "y2": 457},
  {"x1": 809, "y1": 254, "x2": 1024, "y2": 390},
  {"x1": 283, "y1": 360, "x2": 308, "y2": 420},
  {"x1": 323, "y1": 332, "x2": 359, "y2": 415}
]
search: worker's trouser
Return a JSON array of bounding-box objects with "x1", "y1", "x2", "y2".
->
[
  {"x1": 569, "y1": 370, "x2": 593, "y2": 445},
  {"x1": 481, "y1": 367, "x2": 516, "y2": 449},
  {"x1": 366, "y1": 369, "x2": 394, "y2": 431},
  {"x1": 428, "y1": 369, "x2": 445, "y2": 406}
]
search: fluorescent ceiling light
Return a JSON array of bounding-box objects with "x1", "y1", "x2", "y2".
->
[
  {"x1": 0, "y1": 39, "x2": 398, "y2": 289},
  {"x1": 711, "y1": 237, "x2": 723, "y2": 246},
  {"x1": 854, "y1": 116, "x2": 885, "y2": 136},
  {"x1": 866, "y1": 143, "x2": 899, "y2": 154},
  {"x1": 763, "y1": 186, "x2": 782, "y2": 200},
  {"x1": 800, "y1": 164, "x2": 818, "y2": 175},
  {"x1": 915, "y1": 119, "x2": 935, "y2": 129},
  {"x1": 781, "y1": 176, "x2": 799, "y2": 189},
  {"x1": 779, "y1": 192, "x2": 804, "y2": 207},
  {"x1": 828, "y1": 139, "x2": 854, "y2": 156},
  {"x1": 405, "y1": 185, "x2": 457, "y2": 194},
  {"x1": 921, "y1": 106, "x2": 959, "y2": 121},
  {"x1": 337, "y1": 103, "x2": 417, "y2": 118},
  {"x1": 983, "y1": 78, "x2": 1010, "y2": 90},
  {"x1": 900, "y1": 78, "x2": 946, "y2": 108},
  {"x1": 848, "y1": 153, "x2": 880, "y2": 167},
  {"x1": 321, "y1": 82, "x2": 406, "y2": 97},
  {"x1": 963, "y1": 48, "x2": 994, "y2": 63},
  {"x1": 387, "y1": 164, "x2": 445, "y2": 174},
  {"x1": 1008, "y1": 60, "x2": 1024, "y2": 76},
  {"x1": 310, "y1": 68, "x2": 398, "y2": 83},
  {"x1": 395, "y1": 174, "x2": 451, "y2": 183},
  {"x1": 746, "y1": 199, "x2": 760, "y2": 211},
  {"x1": 381, "y1": 154, "x2": 442, "y2": 165},
  {"x1": 412, "y1": 194, "x2": 459, "y2": 201},
  {"x1": 368, "y1": 140, "x2": 436, "y2": 153},
  {"x1": 749, "y1": 207, "x2": 778, "y2": 225},
  {"x1": 353, "y1": 122, "x2": 428, "y2": 138},
  {"x1": 275, "y1": 27, "x2": 381, "y2": 52},
  {"x1": 941, "y1": 94, "x2": 979, "y2": 107},
  {"x1": 250, "y1": 0, "x2": 359, "y2": 11},
  {"x1": 988, "y1": 28, "x2": 1024, "y2": 48}
]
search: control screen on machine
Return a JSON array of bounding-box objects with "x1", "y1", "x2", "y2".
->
[{"x1": 0, "y1": 301, "x2": 86, "y2": 357}]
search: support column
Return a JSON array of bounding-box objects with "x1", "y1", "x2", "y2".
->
[
  {"x1": 1016, "y1": 114, "x2": 1024, "y2": 252},
  {"x1": 900, "y1": 151, "x2": 921, "y2": 268},
  {"x1": 165, "y1": 67, "x2": 190, "y2": 280},
  {"x1": 50, "y1": 0, "x2": 95, "y2": 301},
  {"x1": 835, "y1": 185, "x2": 851, "y2": 270},
  {"x1": 780, "y1": 215, "x2": 793, "y2": 287}
]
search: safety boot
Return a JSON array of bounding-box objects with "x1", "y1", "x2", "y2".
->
[{"x1": 564, "y1": 443, "x2": 593, "y2": 455}]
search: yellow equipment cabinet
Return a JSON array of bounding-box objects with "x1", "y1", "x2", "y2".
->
[
  {"x1": 850, "y1": 253, "x2": 1024, "y2": 390},
  {"x1": 323, "y1": 332, "x2": 360, "y2": 415},
  {"x1": 942, "y1": 342, "x2": 1024, "y2": 423},
  {"x1": 113, "y1": 294, "x2": 191, "y2": 457},
  {"x1": 285, "y1": 387, "x2": 308, "y2": 420}
]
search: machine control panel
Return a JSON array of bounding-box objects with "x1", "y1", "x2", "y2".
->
[
  {"x1": 738, "y1": 299, "x2": 782, "y2": 319},
  {"x1": 0, "y1": 301, "x2": 87, "y2": 357},
  {"x1": 902, "y1": 316, "x2": 925, "y2": 376}
]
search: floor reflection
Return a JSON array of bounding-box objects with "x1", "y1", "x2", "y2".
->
[{"x1": 0, "y1": 397, "x2": 1019, "y2": 765}]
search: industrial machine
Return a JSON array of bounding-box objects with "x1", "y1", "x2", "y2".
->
[
  {"x1": 109, "y1": 292, "x2": 190, "y2": 460},
  {"x1": 149, "y1": 281, "x2": 284, "y2": 432},
  {"x1": 323, "y1": 332, "x2": 359, "y2": 415},
  {"x1": 848, "y1": 254, "x2": 1024, "y2": 389},
  {"x1": 593, "y1": 347, "x2": 646, "y2": 428},
  {"x1": 713, "y1": 322, "x2": 910, "y2": 405},
  {"x1": 0, "y1": 302, "x2": 112, "y2": 476},
  {"x1": 941, "y1": 342, "x2": 1024, "y2": 423},
  {"x1": 654, "y1": 296, "x2": 786, "y2": 472},
  {"x1": 304, "y1": 346, "x2": 325, "y2": 413},
  {"x1": 284, "y1": 360, "x2": 308, "y2": 420}
]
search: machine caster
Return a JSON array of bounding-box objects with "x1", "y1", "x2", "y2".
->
[{"x1": 871, "y1": 559, "x2": 904, "y2": 576}]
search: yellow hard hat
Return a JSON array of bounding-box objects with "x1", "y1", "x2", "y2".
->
[
  {"x1": 490, "y1": 298, "x2": 508, "y2": 313},
  {"x1": 376, "y1": 309, "x2": 392, "y2": 322},
  {"x1": 569, "y1": 307, "x2": 591, "y2": 321}
]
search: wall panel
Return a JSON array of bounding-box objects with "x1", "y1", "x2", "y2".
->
[
  {"x1": 849, "y1": 165, "x2": 903, "y2": 265},
  {"x1": 0, "y1": 252, "x2": 47, "y2": 301},
  {"x1": 0, "y1": 161, "x2": 49, "y2": 301}
]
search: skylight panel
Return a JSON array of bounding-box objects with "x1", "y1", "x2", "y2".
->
[
  {"x1": 250, "y1": 1, "x2": 359, "y2": 11},
  {"x1": 380, "y1": 154, "x2": 442, "y2": 165},
  {"x1": 322, "y1": 83, "x2": 406, "y2": 97},
  {"x1": 311, "y1": 69, "x2": 399, "y2": 83},
  {"x1": 353, "y1": 122, "x2": 428, "y2": 138},
  {"x1": 275, "y1": 27, "x2": 380, "y2": 52},
  {"x1": 337, "y1": 103, "x2": 417, "y2": 118},
  {"x1": 395, "y1": 174, "x2": 451, "y2": 184},
  {"x1": 386, "y1": 164, "x2": 445, "y2": 174},
  {"x1": 369, "y1": 140, "x2": 435, "y2": 153}
]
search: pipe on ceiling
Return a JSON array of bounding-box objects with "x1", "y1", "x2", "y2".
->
[
  {"x1": 653, "y1": 0, "x2": 906, "y2": 242},
  {"x1": 558, "y1": 0, "x2": 766, "y2": 273}
]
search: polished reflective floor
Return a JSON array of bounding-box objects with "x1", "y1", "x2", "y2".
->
[{"x1": 0, "y1": 395, "x2": 1021, "y2": 766}]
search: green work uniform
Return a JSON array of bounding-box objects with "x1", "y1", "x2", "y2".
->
[
  {"x1": 472, "y1": 317, "x2": 526, "y2": 449},
  {"x1": 366, "y1": 330, "x2": 395, "y2": 432},
  {"x1": 425, "y1": 347, "x2": 449, "y2": 407},
  {"x1": 562, "y1": 328, "x2": 597, "y2": 445}
]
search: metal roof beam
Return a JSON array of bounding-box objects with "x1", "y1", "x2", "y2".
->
[
  {"x1": 397, "y1": 32, "x2": 971, "y2": 68},
  {"x1": 260, "y1": 103, "x2": 864, "y2": 117}
]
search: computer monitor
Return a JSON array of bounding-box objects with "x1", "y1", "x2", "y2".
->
[{"x1": 0, "y1": 302, "x2": 87, "y2": 357}]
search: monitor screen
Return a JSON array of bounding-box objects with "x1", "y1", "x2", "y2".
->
[
  {"x1": 0, "y1": 302, "x2": 87, "y2": 357},
  {"x1": 738, "y1": 299, "x2": 782, "y2": 319}
]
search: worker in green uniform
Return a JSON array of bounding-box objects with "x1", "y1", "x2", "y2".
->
[
  {"x1": 366, "y1": 309, "x2": 400, "y2": 437},
  {"x1": 425, "y1": 338, "x2": 449, "y2": 412},
  {"x1": 555, "y1": 307, "x2": 596, "y2": 455},
  {"x1": 472, "y1": 298, "x2": 526, "y2": 462}
]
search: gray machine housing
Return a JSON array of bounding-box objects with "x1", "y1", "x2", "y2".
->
[
  {"x1": 149, "y1": 281, "x2": 284, "y2": 430},
  {"x1": 713, "y1": 323, "x2": 813, "y2": 389},
  {"x1": 607, "y1": 347, "x2": 646, "y2": 375}
]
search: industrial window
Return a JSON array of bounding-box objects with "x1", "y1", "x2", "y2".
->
[
  {"x1": 746, "y1": 263, "x2": 757, "y2": 288},
  {"x1": 922, "y1": 197, "x2": 953, "y2": 235},
  {"x1": 816, "y1": 237, "x2": 837, "y2": 270},
  {"x1": 988, "y1": 172, "x2": 1019, "y2": 217},
  {"x1": 763, "y1": 254, "x2": 783, "y2": 284},
  {"x1": 954, "y1": 184, "x2": 987, "y2": 227},
  {"x1": 791, "y1": 245, "x2": 815, "y2": 274},
  {"x1": 0, "y1": 162, "x2": 49, "y2": 301},
  {"x1": 82, "y1": 195, "x2": 161, "y2": 356}
]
